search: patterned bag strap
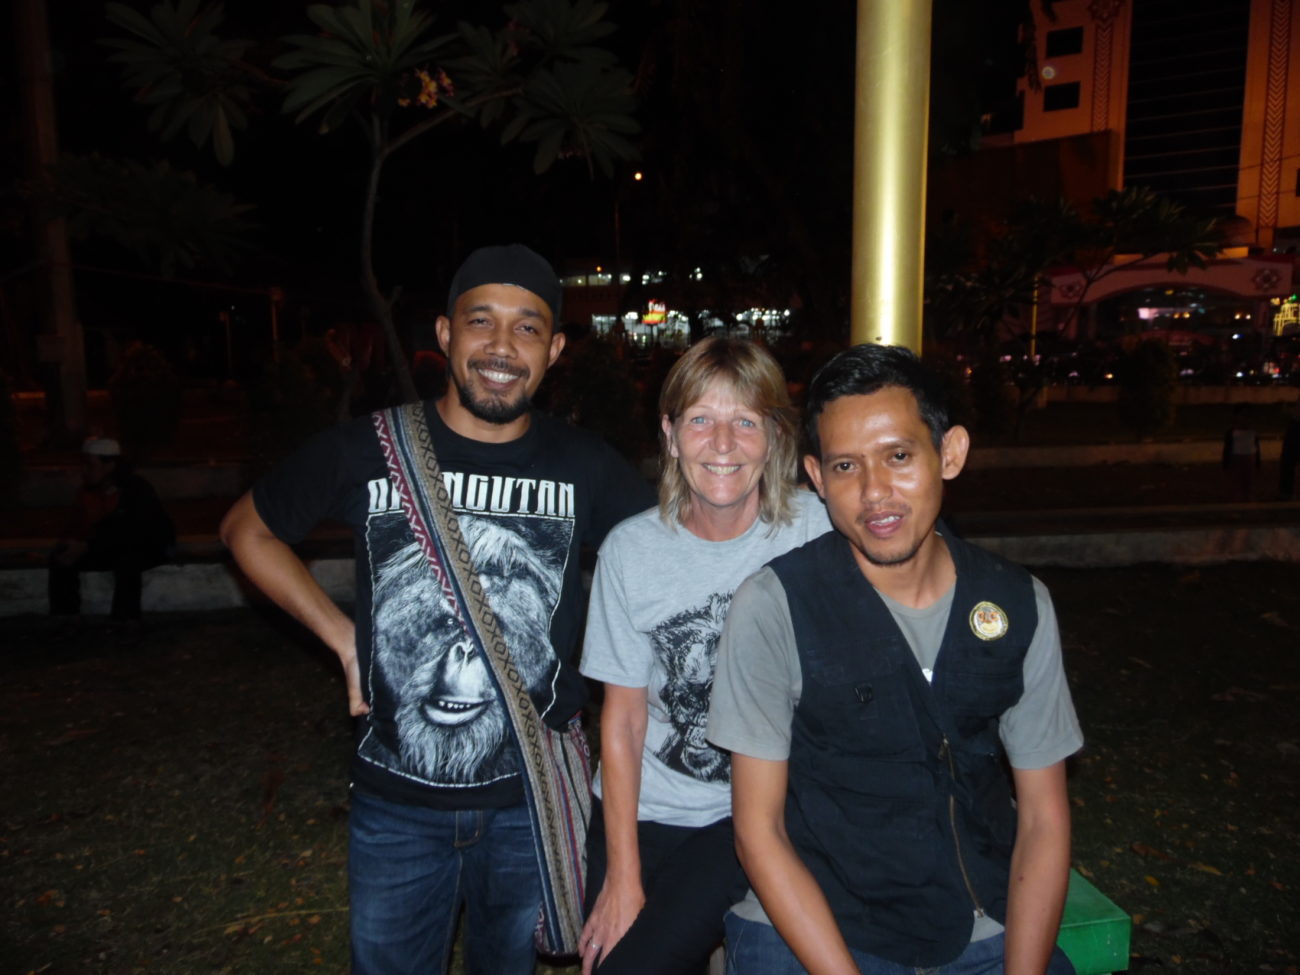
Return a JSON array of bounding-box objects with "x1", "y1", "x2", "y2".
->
[{"x1": 371, "y1": 402, "x2": 585, "y2": 952}]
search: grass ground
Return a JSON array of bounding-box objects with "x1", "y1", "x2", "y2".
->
[{"x1": 2, "y1": 561, "x2": 1297, "y2": 974}]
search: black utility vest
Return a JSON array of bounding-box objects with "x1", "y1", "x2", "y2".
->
[{"x1": 770, "y1": 528, "x2": 1036, "y2": 968}]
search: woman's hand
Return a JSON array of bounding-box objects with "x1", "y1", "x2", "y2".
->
[{"x1": 579, "y1": 877, "x2": 646, "y2": 975}]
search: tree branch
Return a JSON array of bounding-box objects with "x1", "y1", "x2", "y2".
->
[{"x1": 381, "y1": 88, "x2": 519, "y2": 159}]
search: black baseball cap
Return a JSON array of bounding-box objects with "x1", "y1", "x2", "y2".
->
[{"x1": 446, "y1": 244, "x2": 562, "y2": 321}]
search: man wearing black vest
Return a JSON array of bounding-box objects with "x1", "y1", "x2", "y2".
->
[{"x1": 708, "y1": 345, "x2": 1081, "y2": 975}]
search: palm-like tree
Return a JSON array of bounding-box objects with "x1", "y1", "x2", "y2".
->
[{"x1": 104, "y1": 0, "x2": 639, "y2": 401}]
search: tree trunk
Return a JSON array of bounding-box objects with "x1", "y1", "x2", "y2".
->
[
  {"x1": 16, "y1": 0, "x2": 86, "y2": 441},
  {"x1": 361, "y1": 146, "x2": 418, "y2": 405}
]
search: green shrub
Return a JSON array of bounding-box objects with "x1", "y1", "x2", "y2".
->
[
  {"x1": 969, "y1": 356, "x2": 1012, "y2": 437},
  {"x1": 0, "y1": 370, "x2": 21, "y2": 506},
  {"x1": 1117, "y1": 339, "x2": 1177, "y2": 439},
  {"x1": 109, "y1": 342, "x2": 182, "y2": 459},
  {"x1": 542, "y1": 335, "x2": 651, "y2": 461},
  {"x1": 924, "y1": 352, "x2": 975, "y2": 434},
  {"x1": 246, "y1": 344, "x2": 337, "y2": 476}
]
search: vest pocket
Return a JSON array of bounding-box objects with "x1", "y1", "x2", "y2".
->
[
  {"x1": 943, "y1": 649, "x2": 1025, "y2": 717},
  {"x1": 801, "y1": 664, "x2": 927, "y2": 763}
]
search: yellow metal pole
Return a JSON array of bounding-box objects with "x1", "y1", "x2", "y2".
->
[{"x1": 850, "y1": 0, "x2": 932, "y2": 351}]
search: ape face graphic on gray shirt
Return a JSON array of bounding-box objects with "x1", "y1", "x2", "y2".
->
[
  {"x1": 648, "y1": 592, "x2": 734, "y2": 783},
  {"x1": 580, "y1": 491, "x2": 832, "y2": 828}
]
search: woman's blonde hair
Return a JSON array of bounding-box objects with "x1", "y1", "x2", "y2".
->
[{"x1": 657, "y1": 336, "x2": 798, "y2": 528}]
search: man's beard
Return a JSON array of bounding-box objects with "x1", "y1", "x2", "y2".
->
[
  {"x1": 452, "y1": 365, "x2": 533, "y2": 425},
  {"x1": 860, "y1": 537, "x2": 926, "y2": 567}
]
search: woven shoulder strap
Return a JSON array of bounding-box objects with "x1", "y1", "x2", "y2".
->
[{"x1": 371, "y1": 402, "x2": 587, "y2": 953}]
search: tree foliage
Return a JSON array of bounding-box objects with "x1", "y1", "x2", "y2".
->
[
  {"x1": 926, "y1": 185, "x2": 1219, "y2": 440},
  {"x1": 103, "y1": 0, "x2": 257, "y2": 165},
  {"x1": 927, "y1": 186, "x2": 1221, "y2": 346},
  {"x1": 102, "y1": 0, "x2": 640, "y2": 401},
  {"x1": 103, "y1": 0, "x2": 639, "y2": 176},
  {"x1": 32, "y1": 154, "x2": 252, "y2": 275},
  {"x1": 275, "y1": 1, "x2": 451, "y2": 136},
  {"x1": 1117, "y1": 338, "x2": 1178, "y2": 439}
]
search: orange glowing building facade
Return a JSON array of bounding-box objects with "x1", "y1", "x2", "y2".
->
[
  {"x1": 1013, "y1": 0, "x2": 1300, "y2": 252},
  {"x1": 931, "y1": 0, "x2": 1300, "y2": 359}
]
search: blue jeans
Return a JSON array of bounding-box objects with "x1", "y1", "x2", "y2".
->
[
  {"x1": 725, "y1": 912, "x2": 1076, "y2": 975},
  {"x1": 348, "y1": 789, "x2": 542, "y2": 975}
]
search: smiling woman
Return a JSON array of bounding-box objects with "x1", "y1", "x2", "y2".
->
[
  {"x1": 576, "y1": 338, "x2": 832, "y2": 975},
  {"x1": 662, "y1": 387, "x2": 769, "y2": 540}
]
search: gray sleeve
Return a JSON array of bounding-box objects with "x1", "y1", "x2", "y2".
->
[
  {"x1": 706, "y1": 568, "x2": 801, "y2": 761},
  {"x1": 578, "y1": 530, "x2": 653, "y2": 688},
  {"x1": 999, "y1": 577, "x2": 1084, "y2": 769}
]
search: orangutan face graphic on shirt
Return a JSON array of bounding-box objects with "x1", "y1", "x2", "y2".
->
[{"x1": 365, "y1": 517, "x2": 561, "y2": 786}]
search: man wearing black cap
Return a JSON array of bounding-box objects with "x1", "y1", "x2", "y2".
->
[{"x1": 222, "y1": 245, "x2": 652, "y2": 974}]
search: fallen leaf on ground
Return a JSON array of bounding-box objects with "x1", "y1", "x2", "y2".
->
[
  {"x1": 1211, "y1": 686, "x2": 1268, "y2": 703},
  {"x1": 48, "y1": 728, "x2": 101, "y2": 746},
  {"x1": 1132, "y1": 842, "x2": 1172, "y2": 860}
]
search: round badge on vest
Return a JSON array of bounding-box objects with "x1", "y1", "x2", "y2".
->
[{"x1": 969, "y1": 601, "x2": 1009, "y2": 641}]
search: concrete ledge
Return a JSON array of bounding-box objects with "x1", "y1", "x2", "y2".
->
[
  {"x1": 967, "y1": 439, "x2": 1281, "y2": 470},
  {"x1": 1044, "y1": 384, "x2": 1298, "y2": 406},
  {"x1": 3, "y1": 521, "x2": 1299, "y2": 616},
  {"x1": 12, "y1": 433, "x2": 1286, "y2": 497},
  {"x1": 976, "y1": 524, "x2": 1300, "y2": 568},
  {"x1": 0, "y1": 558, "x2": 353, "y2": 617},
  {"x1": 18, "y1": 462, "x2": 247, "y2": 506}
]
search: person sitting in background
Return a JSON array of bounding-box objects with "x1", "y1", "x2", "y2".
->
[
  {"x1": 576, "y1": 337, "x2": 831, "y2": 974},
  {"x1": 49, "y1": 437, "x2": 174, "y2": 622}
]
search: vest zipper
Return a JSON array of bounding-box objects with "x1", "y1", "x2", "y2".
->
[{"x1": 939, "y1": 734, "x2": 986, "y2": 917}]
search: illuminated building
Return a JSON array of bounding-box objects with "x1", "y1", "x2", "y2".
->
[{"x1": 933, "y1": 0, "x2": 1299, "y2": 366}]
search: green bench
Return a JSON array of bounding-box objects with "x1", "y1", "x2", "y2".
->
[{"x1": 1058, "y1": 869, "x2": 1131, "y2": 975}]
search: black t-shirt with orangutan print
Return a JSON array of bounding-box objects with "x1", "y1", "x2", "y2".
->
[{"x1": 253, "y1": 403, "x2": 652, "y2": 810}]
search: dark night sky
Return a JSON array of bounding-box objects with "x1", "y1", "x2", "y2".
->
[
  {"x1": 42, "y1": 0, "x2": 623, "y2": 288},
  {"x1": 6, "y1": 0, "x2": 1026, "y2": 371}
]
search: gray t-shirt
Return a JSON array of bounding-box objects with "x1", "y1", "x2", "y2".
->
[
  {"x1": 580, "y1": 490, "x2": 832, "y2": 827},
  {"x1": 707, "y1": 563, "x2": 1083, "y2": 928}
]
